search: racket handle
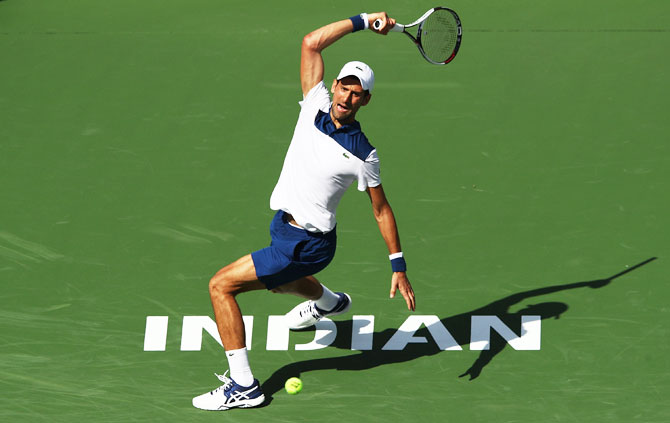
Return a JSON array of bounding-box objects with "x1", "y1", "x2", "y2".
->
[{"x1": 372, "y1": 18, "x2": 404, "y2": 32}]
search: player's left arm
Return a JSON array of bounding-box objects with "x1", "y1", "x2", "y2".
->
[{"x1": 367, "y1": 184, "x2": 416, "y2": 311}]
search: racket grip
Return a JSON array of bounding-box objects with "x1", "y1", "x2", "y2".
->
[{"x1": 373, "y1": 18, "x2": 404, "y2": 32}]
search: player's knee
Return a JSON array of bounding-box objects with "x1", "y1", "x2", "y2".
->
[
  {"x1": 208, "y1": 276, "x2": 220, "y2": 296},
  {"x1": 209, "y1": 274, "x2": 233, "y2": 298}
]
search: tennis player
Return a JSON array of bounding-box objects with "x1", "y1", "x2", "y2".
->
[{"x1": 192, "y1": 11, "x2": 415, "y2": 411}]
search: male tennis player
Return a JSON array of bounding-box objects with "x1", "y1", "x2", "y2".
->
[{"x1": 192, "y1": 11, "x2": 415, "y2": 411}]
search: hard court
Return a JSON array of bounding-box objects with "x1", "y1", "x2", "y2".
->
[{"x1": 1, "y1": 1, "x2": 668, "y2": 422}]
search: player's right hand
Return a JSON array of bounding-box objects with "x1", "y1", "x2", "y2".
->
[{"x1": 368, "y1": 12, "x2": 396, "y2": 35}]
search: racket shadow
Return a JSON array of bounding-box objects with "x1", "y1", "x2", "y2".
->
[{"x1": 260, "y1": 257, "x2": 656, "y2": 404}]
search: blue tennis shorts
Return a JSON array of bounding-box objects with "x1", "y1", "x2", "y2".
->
[{"x1": 251, "y1": 210, "x2": 337, "y2": 290}]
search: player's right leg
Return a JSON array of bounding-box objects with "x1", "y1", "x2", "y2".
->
[
  {"x1": 208, "y1": 254, "x2": 265, "y2": 351},
  {"x1": 192, "y1": 254, "x2": 266, "y2": 411}
]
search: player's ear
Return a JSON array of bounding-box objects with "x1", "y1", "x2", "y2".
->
[
  {"x1": 362, "y1": 92, "x2": 371, "y2": 106},
  {"x1": 331, "y1": 79, "x2": 338, "y2": 93}
]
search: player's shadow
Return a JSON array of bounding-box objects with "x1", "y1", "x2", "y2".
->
[{"x1": 260, "y1": 257, "x2": 656, "y2": 405}]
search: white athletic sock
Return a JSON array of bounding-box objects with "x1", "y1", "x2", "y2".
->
[
  {"x1": 225, "y1": 347, "x2": 255, "y2": 387},
  {"x1": 314, "y1": 284, "x2": 340, "y2": 312}
]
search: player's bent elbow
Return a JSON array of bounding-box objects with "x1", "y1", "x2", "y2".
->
[{"x1": 302, "y1": 32, "x2": 322, "y2": 52}]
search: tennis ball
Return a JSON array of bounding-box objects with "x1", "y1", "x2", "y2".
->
[{"x1": 285, "y1": 377, "x2": 303, "y2": 395}]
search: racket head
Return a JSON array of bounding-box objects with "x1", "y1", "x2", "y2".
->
[{"x1": 416, "y1": 7, "x2": 462, "y2": 65}]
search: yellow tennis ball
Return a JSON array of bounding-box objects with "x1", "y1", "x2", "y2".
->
[{"x1": 285, "y1": 377, "x2": 303, "y2": 395}]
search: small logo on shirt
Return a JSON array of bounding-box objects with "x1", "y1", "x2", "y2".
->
[{"x1": 343, "y1": 153, "x2": 350, "y2": 159}]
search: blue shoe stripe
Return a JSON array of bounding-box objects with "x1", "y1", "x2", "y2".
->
[{"x1": 316, "y1": 293, "x2": 350, "y2": 315}]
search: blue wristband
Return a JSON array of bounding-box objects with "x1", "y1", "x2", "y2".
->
[
  {"x1": 391, "y1": 257, "x2": 407, "y2": 273},
  {"x1": 349, "y1": 14, "x2": 366, "y2": 32}
]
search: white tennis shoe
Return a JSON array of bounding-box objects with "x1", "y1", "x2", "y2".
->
[
  {"x1": 284, "y1": 292, "x2": 352, "y2": 330},
  {"x1": 192, "y1": 371, "x2": 265, "y2": 411}
]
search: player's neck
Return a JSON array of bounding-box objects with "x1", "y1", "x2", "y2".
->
[{"x1": 329, "y1": 109, "x2": 356, "y2": 129}]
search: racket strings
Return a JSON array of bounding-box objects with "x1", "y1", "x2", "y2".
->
[{"x1": 420, "y1": 10, "x2": 459, "y2": 63}]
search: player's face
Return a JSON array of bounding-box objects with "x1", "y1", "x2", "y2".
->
[{"x1": 330, "y1": 77, "x2": 371, "y2": 126}]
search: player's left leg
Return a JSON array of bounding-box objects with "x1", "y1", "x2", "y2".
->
[
  {"x1": 270, "y1": 274, "x2": 323, "y2": 298},
  {"x1": 273, "y1": 275, "x2": 352, "y2": 330}
]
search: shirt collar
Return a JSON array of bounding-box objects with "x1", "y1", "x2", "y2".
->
[{"x1": 322, "y1": 105, "x2": 361, "y2": 134}]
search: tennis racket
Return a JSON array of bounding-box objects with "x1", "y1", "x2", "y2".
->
[{"x1": 373, "y1": 7, "x2": 462, "y2": 65}]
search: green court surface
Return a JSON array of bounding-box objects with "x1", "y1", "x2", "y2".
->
[{"x1": 1, "y1": 0, "x2": 669, "y2": 421}]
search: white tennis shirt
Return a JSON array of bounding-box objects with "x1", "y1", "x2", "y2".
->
[{"x1": 269, "y1": 81, "x2": 382, "y2": 233}]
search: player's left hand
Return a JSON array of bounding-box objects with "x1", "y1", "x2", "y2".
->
[{"x1": 390, "y1": 272, "x2": 416, "y2": 311}]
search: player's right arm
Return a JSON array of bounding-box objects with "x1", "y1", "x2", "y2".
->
[{"x1": 301, "y1": 12, "x2": 395, "y2": 96}]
